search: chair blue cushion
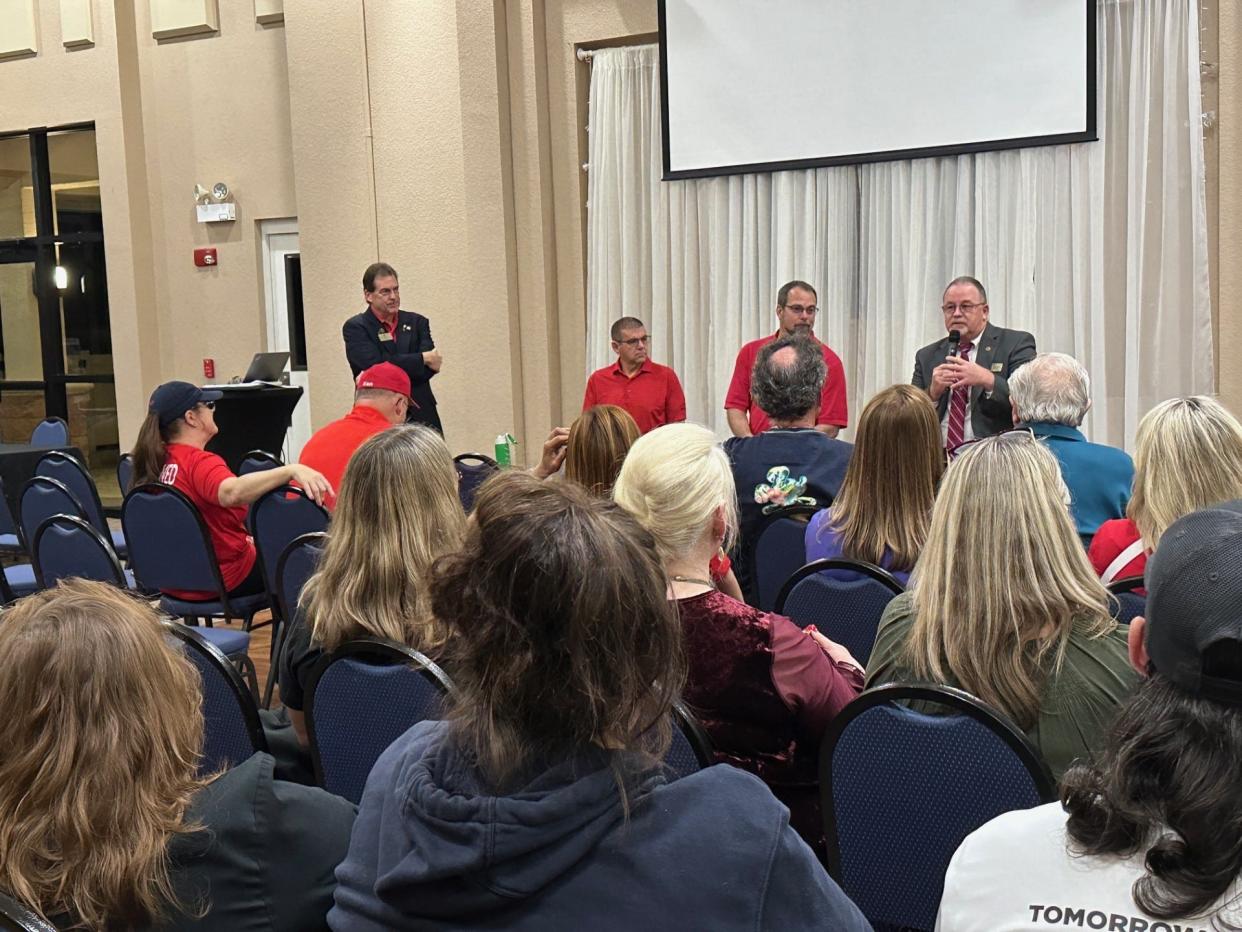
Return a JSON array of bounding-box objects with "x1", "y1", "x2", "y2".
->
[
  {"x1": 159, "y1": 590, "x2": 269, "y2": 622},
  {"x1": 196, "y1": 626, "x2": 251, "y2": 658},
  {"x1": 754, "y1": 517, "x2": 809, "y2": 610},
  {"x1": 4, "y1": 563, "x2": 37, "y2": 597},
  {"x1": 110, "y1": 528, "x2": 128, "y2": 557},
  {"x1": 780, "y1": 573, "x2": 900, "y2": 665},
  {"x1": 0, "y1": 533, "x2": 20, "y2": 552},
  {"x1": 663, "y1": 727, "x2": 703, "y2": 781}
]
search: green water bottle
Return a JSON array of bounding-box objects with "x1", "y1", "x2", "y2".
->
[{"x1": 493, "y1": 432, "x2": 516, "y2": 466}]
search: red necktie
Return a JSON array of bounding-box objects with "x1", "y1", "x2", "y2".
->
[{"x1": 946, "y1": 342, "x2": 974, "y2": 452}]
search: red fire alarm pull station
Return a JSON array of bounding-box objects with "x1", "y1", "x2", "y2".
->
[
  {"x1": 203, "y1": 358, "x2": 215, "y2": 379},
  {"x1": 194, "y1": 247, "x2": 218, "y2": 267}
]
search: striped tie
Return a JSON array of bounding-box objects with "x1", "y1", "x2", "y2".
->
[{"x1": 946, "y1": 342, "x2": 974, "y2": 452}]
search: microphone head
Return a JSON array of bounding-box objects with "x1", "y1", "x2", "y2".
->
[{"x1": 948, "y1": 329, "x2": 961, "y2": 346}]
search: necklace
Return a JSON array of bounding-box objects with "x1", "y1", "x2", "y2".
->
[{"x1": 670, "y1": 575, "x2": 716, "y2": 589}]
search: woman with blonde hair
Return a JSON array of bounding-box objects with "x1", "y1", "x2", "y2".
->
[
  {"x1": 279, "y1": 424, "x2": 466, "y2": 745},
  {"x1": 805, "y1": 384, "x2": 943, "y2": 583},
  {"x1": 867, "y1": 431, "x2": 1137, "y2": 778},
  {"x1": 0, "y1": 580, "x2": 354, "y2": 930},
  {"x1": 1089, "y1": 395, "x2": 1242, "y2": 583},
  {"x1": 613, "y1": 422, "x2": 863, "y2": 856}
]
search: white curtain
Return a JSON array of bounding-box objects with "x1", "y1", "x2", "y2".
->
[{"x1": 585, "y1": 0, "x2": 1210, "y2": 448}]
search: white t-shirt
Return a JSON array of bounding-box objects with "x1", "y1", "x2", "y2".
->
[{"x1": 936, "y1": 802, "x2": 1242, "y2": 932}]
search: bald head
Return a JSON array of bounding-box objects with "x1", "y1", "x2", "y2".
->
[{"x1": 751, "y1": 336, "x2": 825, "y2": 423}]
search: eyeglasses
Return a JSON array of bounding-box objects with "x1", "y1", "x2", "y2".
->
[
  {"x1": 617, "y1": 335, "x2": 650, "y2": 347},
  {"x1": 197, "y1": 400, "x2": 216, "y2": 411},
  {"x1": 942, "y1": 302, "x2": 985, "y2": 313},
  {"x1": 948, "y1": 426, "x2": 1035, "y2": 458},
  {"x1": 781, "y1": 304, "x2": 818, "y2": 315}
]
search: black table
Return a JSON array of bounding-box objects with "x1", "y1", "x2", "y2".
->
[
  {"x1": 204, "y1": 384, "x2": 303, "y2": 473},
  {"x1": 0, "y1": 442, "x2": 86, "y2": 525}
]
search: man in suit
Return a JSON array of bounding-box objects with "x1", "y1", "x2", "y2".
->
[
  {"x1": 912, "y1": 276, "x2": 1036, "y2": 451},
  {"x1": 342, "y1": 262, "x2": 443, "y2": 433}
]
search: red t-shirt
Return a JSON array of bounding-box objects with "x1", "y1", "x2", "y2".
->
[
  {"x1": 723, "y1": 333, "x2": 848, "y2": 434},
  {"x1": 1087, "y1": 517, "x2": 1147, "y2": 583},
  {"x1": 582, "y1": 360, "x2": 686, "y2": 434},
  {"x1": 298, "y1": 404, "x2": 393, "y2": 510},
  {"x1": 160, "y1": 443, "x2": 256, "y2": 598}
]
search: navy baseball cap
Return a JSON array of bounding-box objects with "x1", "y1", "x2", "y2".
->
[
  {"x1": 1145, "y1": 499, "x2": 1242, "y2": 706},
  {"x1": 148, "y1": 381, "x2": 223, "y2": 428}
]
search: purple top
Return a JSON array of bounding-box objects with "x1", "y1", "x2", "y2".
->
[{"x1": 804, "y1": 509, "x2": 912, "y2": 586}]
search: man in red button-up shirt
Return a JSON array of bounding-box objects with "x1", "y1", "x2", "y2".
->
[{"x1": 582, "y1": 317, "x2": 686, "y2": 434}]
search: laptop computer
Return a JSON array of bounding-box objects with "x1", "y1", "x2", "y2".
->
[{"x1": 242, "y1": 351, "x2": 290, "y2": 383}]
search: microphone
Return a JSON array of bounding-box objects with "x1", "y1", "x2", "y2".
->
[{"x1": 947, "y1": 329, "x2": 961, "y2": 359}]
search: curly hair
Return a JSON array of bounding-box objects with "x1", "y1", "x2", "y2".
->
[
  {"x1": 750, "y1": 335, "x2": 825, "y2": 423},
  {"x1": 1063, "y1": 672, "x2": 1242, "y2": 928},
  {"x1": 0, "y1": 581, "x2": 205, "y2": 929},
  {"x1": 431, "y1": 471, "x2": 685, "y2": 792}
]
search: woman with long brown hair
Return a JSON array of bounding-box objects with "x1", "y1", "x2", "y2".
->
[
  {"x1": 328, "y1": 472, "x2": 869, "y2": 931},
  {"x1": 0, "y1": 580, "x2": 354, "y2": 930},
  {"x1": 563, "y1": 403, "x2": 640, "y2": 497},
  {"x1": 867, "y1": 430, "x2": 1137, "y2": 778},
  {"x1": 805, "y1": 384, "x2": 943, "y2": 583},
  {"x1": 279, "y1": 424, "x2": 466, "y2": 745}
]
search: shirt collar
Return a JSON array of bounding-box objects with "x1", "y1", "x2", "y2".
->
[
  {"x1": 612, "y1": 358, "x2": 654, "y2": 377},
  {"x1": 1024, "y1": 422, "x2": 1086, "y2": 442},
  {"x1": 349, "y1": 403, "x2": 398, "y2": 425},
  {"x1": 369, "y1": 307, "x2": 398, "y2": 332}
]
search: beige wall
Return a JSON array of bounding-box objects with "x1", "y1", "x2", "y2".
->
[{"x1": 1218, "y1": 0, "x2": 1242, "y2": 412}]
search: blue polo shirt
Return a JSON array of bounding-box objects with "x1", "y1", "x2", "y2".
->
[{"x1": 1026, "y1": 422, "x2": 1134, "y2": 546}]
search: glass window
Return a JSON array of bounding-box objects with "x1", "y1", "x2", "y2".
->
[
  {"x1": 0, "y1": 135, "x2": 34, "y2": 240},
  {"x1": 48, "y1": 129, "x2": 102, "y2": 238},
  {"x1": 0, "y1": 259, "x2": 41, "y2": 381}
]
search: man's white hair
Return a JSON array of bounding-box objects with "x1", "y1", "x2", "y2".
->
[{"x1": 1009, "y1": 353, "x2": 1091, "y2": 427}]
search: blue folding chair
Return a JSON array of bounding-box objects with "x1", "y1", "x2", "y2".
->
[
  {"x1": 35, "y1": 450, "x2": 126, "y2": 558},
  {"x1": 31, "y1": 514, "x2": 137, "y2": 590},
  {"x1": 1107, "y1": 575, "x2": 1146, "y2": 625},
  {"x1": 238, "y1": 448, "x2": 282, "y2": 475},
  {"x1": 5, "y1": 476, "x2": 84, "y2": 602},
  {"x1": 116, "y1": 452, "x2": 134, "y2": 496},
  {"x1": 306, "y1": 636, "x2": 453, "y2": 803},
  {"x1": 821, "y1": 684, "x2": 1055, "y2": 931},
  {"x1": 775, "y1": 558, "x2": 906, "y2": 665},
  {"x1": 30, "y1": 417, "x2": 68, "y2": 448},
  {"x1": 122, "y1": 483, "x2": 262, "y2": 689},
  {"x1": 749, "y1": 504, "x2": 819, "y2": 610},
  {"x1": 163, "y1": 620, "x2": 268, "y2": 776},
  {"x1": 0, "y1": 890, "x2": 58, "y2": 932},
  {"x1": 453, "y1": 453, "x2": 499, "y2": 512},
  {"x1": 663, "y1": 700, "x2": 714, "y2": 781}
]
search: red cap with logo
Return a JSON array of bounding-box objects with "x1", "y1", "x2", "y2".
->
[{"x1": 355, "y1": 362, "x2": 414, "y2": 403}]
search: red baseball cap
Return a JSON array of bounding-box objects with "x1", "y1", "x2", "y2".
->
[{"x1": 355, "y1": 362, "x2": 413, "y2": 401}]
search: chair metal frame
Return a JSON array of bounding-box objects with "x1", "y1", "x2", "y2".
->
[
  {"x1": 264, "y1": 529, "x2": 329, "y2": 708},
  {"x1": 0, "y1": 889, "x2": 58, "y2": 932},
  {"x1": 1107, "y1": 575, "x2": 1145, "y2": 594},
  {"x1": 670, "y1": 699, "x2": 714, "y2": 770},
  {"x1": 30, "y1": 513, "x2": 127, "y2": 590},
  {"x1": 748, "y1": 502, "x2": 820, "y2": 609},
  {"x1": 774, "y1": 557, "x2": 905, "y2": 614},
  {"x1": 819, "y1": 683, "x2": 1055, "y2": 897},
  {"x1": 304, "y1": 635, "x2": 454, "y2": 791},
  {"x1": 162, "y1": 619, "x2": 268, "y2": 765},
  {"x1": 238, "y1": 448, "x2": 283, "y2": 475}
]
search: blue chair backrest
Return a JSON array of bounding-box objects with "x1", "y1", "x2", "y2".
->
[
  {"x1": 19, "y1": 477, "x2": 86, "y2": 548},
  {"x1": 663, "y1": 701, "x2": 713, "y2": 781},
  {"x1": 453, "y1": 453, "x2": 499, "y2": 512},
  {"x1": 1107, "y1": 577, "x2": 1146, "y2": 626},
  {"x1": 751, "y1": 506, "x2": 816, "y2": 610},
  {"x1": 307, "y1": 638, "x2": 451, "y2": 804},
  {"x1": 163, "y1": 621, "x2": 266, "y2": 775},
  {"x1": 776, "y1": 559, "x2": 905, "y2": 665},
  {"x1": 32, "y1": 514, "x2": 126, "y2": 589},
  {"x1": 30, "y1": 417, "x2": 68, "y2": 448},
  {"x1": 0, "y1": 477, "x2": 20, "y2": 537},
  {"x1": 822, "y1": 684, "x2": 1054, "y2": 931},
  {"x1": 238, "y1": 449, "x2": 282, "y2": 475},
  {"x1": 122, "y1": 484, "x2": 223, "y2": 596},
  {"x1": 35, "y1": 452, "x2": 106, "y2": 536},
  {"x1": 275, "y1": 531, "x2": 327, "y2": 622},
  {"x1": 117, "y1": 453, "x2": 134, "y2": 495},
  {"x1": 250, "y1": 487, "x2": 329, "y2": 596}
]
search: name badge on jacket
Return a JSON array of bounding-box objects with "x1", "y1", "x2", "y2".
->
[
  {"x1": 378, "y1": 331, "x2": 394, "y2": 342},
  {"x1": 991, "y1": 362, "x2": 1003, "y2": 372}
]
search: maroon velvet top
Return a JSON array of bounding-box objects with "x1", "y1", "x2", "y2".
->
[{"x1": 675, "y1": 589, "x2": 863, "y2": 850}]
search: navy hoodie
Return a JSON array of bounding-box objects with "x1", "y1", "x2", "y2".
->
[{"x1": 329, "y1": 720, "x2": 871, "y2": 931}]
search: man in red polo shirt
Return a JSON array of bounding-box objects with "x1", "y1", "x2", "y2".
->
[
  {"x1": 724, "y1": 280, "x2": 848, "y2": 437},
  {"x1": 582, "y1": 317, "x2": 686, "y2": 434},
  {"x1": 298, "y1": 362, "x2": 411, "y2": 510}
]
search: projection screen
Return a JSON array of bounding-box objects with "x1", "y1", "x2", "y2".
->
[{"x1": 658, "y1": 0, "x2": 1095, "y2": 179}]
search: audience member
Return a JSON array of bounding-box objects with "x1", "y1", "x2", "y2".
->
[
  {"x1": 582, "y1": 316, "x2": 686, "y2": 433},
  {"x1": 562, "y1": 403, "x2": 640, "y2": 497},
  {"x1": 867, "y1": 430, "x2": 1136, "y2": 779},
  {"x1": 131, "y1": 380, "x2": 331, "y2": 601},
  {"x1": 912, "y1": 275, "x2": 1036, "y2": 451},
  {"x1": 723, "y1": 335, "x2": 852, "y2": 602},
  {"x1": 279, "y1": 425, "x2": 465, "y2": 745},
  {"x1": 329, "y1": 472, "x2": 870, "y2": 930},
  {"x1": 939, "y1": 502, "x2": 1242, "y2": 930},
  {"x1": 297, "y1": 362, "x2": 410, "y2": 510},
  {"x1": 0, "y1": 581, "x2": 355, "y2": 931},
  {"x1": 342, "y1": 262, "x2": 443, "y2": 432},
  {"x1": 1009, "y1": 352, "x2": 1134, "y2": 546},
  {"x1": 804, "y1": 384, "x2": 943, "y2": 584},
  {"x1": 725, "y1": 280, "x2": 848, "y2": 437},
  {"x1": 1089, "y1": 395, "x2": 1242, "y2": 584},
  {"x1": 614, "y1": 423, "x2": 863, "y2": 856}
]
